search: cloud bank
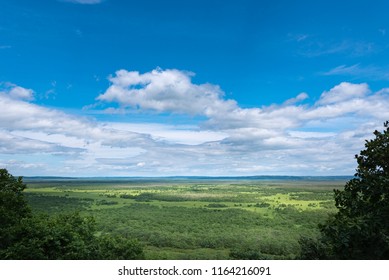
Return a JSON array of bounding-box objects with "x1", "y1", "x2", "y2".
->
[{"x1": 1, "y1": 69, "x2": 389, "y2": 176}]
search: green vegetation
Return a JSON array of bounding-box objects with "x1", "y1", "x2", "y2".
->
[
  {"x1": 0, "y1": 169, "x2": 144, "y2": 260},
  {"x1": 21, "y1": 176, "x2": 344, "y2": 259},
  {"x1": 300, "y1": 121, "x2": 389, "y2": 260}
]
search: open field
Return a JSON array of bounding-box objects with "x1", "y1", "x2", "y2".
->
[{"x1": 23, "y1": 177, "x2": 346, "y2": 259}]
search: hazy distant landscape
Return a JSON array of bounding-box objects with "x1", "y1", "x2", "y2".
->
[{"x1": 24, "y1": 177, "x2": 345, "y2": 259}]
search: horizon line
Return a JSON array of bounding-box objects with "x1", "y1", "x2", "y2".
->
[{"x1": 21, "y1": 174, "x2": 354, "y2": 179}]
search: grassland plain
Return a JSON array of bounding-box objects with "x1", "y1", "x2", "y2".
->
[{"x1": 23, "y1": 177, "x2": 346, "y2": 260}]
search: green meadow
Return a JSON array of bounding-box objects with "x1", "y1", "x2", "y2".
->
[{"x1": 24, "y1": 177, "x2": 345, "y2": 260}]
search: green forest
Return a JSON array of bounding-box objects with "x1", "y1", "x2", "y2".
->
[{"x1": 4, "y1": 173, "x2": 341, "y2": 260}]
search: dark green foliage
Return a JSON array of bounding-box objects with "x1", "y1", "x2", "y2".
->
[
  {"x1": 0, "y1": 169, "x2": 31, "y2": 253},
  {"x1": 97, "y1": 235, "x2": 144, "y2": 260},
  {"x1": 25, "y1": 193, "x2": 92, "y2": 213},
  {"x1": 120, "y1": 194, "x2": 136, "y2": 199},
  {"x1": 93, "y1": 204, "x2": 266, "y2": 249},
  {"x1": 298, "y1": 236, "x2": 328, "y2": 260},
  {"x1": 300, "y1": 121, "x2": 389, "y2": 259},
  {"x1": 230, "y1": 247, "x2": 272, "y2": 260},
  {"x1": 92, "y1": 203, "x2": 324, "y2": 259},
  {"x1": 0, "y1": 169, "x2": 144, "y2": 260},
  {"x1": 206, "y1": 203, "x2": 228, "y2": 208},
  {"x1": 290, "y1": 192, "x2": 333, "y2": 201},
  {"x1": 134, "y1": 192, "x2": 154, "y2": 202},
  {"x1": 96, "y1": 199, "x2": 118, "y2": 205},
  {"x1": 230, "y1": 239, "x2": 297, "y2": 260},
  {"x1": 2, "y1": 213, "x2": 144, "y2": 260},
  {"x1": 2, "y1": 213, "x2": 97, "y2": 259},
  {"x1": 0, "y1": 169, "x2": 30, "y2": 226},
  {"x1": 254, "y1": 202, "x2": 271, "y2": 208}
]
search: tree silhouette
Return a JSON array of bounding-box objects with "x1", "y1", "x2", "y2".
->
[
  {"x1": 0, "y1": 169, "x2": 31, "y2": 253},
  {"x1": 300, "y1": 121, "x2": 389, "y2": 259}
]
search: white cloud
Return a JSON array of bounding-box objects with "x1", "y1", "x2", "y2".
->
[
  {"x1": 0, "y1": 130, "x2": 83, "y2": 155},
  {"x1": 0, "y1": 86, "x2": 155, "y2": 175},
  {"x1": 2, "y1": 74, "x2": 389, "y2": 176},
  {"x1": 98, "y1": 68, "x2": 237, "y2": 116},
  {"x1": 283, "y1": 92, "x2": 309, "y2": 105},
  {"x1": 61, "y1": 0, "x2": 103, "y2": 4},
  {"x1": 323, "y1": 64, "x2": 362, "y2": 76},
  {"x1": 94, "y1": 69, "x2": 389, "y2": 175},
  {"x1": 0, "y1": 159, "x2": 46, "y2": 171},
  {"x1": 107, "y1": 122, "x2": 228, "y2": 145},
  {"x1": 0, "y1": 90, "x2": 153, "y2": 147},
  {"x1": 9, "y1": 87, "x2": 34, "y2": 101},
  {"x1": 1, "y1": 83, "x2": 34, "y2": 101},
  {"x1": 98, "y1": 69, "x2": 388, "y2": 132},
  {"x1": 315, "y1": 82, "x2": 369, "y2": 105},
  {"x1": 323, "y1": 64, "x2": 389, "y2": 80}
]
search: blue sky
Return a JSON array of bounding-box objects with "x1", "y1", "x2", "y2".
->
[{"x1": 1, "y1": 0, "x2": 389, "y2": 176}]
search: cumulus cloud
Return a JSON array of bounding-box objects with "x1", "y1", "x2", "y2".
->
[
  {"x1": 1, "y1": 83, "x2": 34, "y2": 101},
  {"x1": 98, "y1": 69, "x2": 237, "y2": 116},
  {"x1": 98, "y1": 69, "x2": 388, "y2": 132},
  {"x1": 93, "y1": 68, "x2": 389, "y2": 175},
  {"x1": 0, "y1": 85, "x2": 156, "y2": 175},
  {"x1": 2, "y1": 72, "x2": 389, "y2": 176},
  {"x1": 315, "y1": 82, "x2": 370, "y2": 105},
  {"x1": 283, "y1": 92, "x2": 309, "y2": 105},
  {"x1": 0, "y1": 89, "x2": 153, "y2": 147}
]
